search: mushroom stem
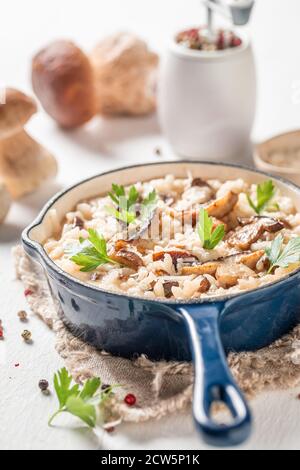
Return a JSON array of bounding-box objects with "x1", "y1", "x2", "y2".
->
[{"x1": 0, "y1": 89, "x2": 57, "y2": 199}]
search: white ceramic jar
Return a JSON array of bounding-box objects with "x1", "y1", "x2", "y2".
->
[{"x1": 158, "y1": 31, "x2": 256, "y2": 162}]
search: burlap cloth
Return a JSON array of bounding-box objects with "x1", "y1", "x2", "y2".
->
[{"x1": 13, "y1": 245, "x2": 300, "y2": 425}]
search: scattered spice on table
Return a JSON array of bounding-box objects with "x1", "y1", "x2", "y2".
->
[
  {"x1": 17, "y1": 310, "x2": 28, "y2": 322},
  {"x1": 49, "y1": 367, "x2": 119, "y2": 428},
  {"x1": 39, "y1": 379, "x2": 50, "y2": 394},
  {"x1": 21, "y1": 329, "x2": 32, "y2": 342},
  {"x1": 101, "y1": 383, "x2": 111, "y2": 391},
  {"x1": 14, "y1": 363, "x2": 20, "y2": 368},
  {"x1": 24, "y1": 288, "x2": 34, "y2": 297},
  {"x1": 154, "y1": 147, "x2": 162, "y2": 157},
  {"x1": 105, "y1": 426, "x2": 115, "y2": 433},
  {"x1": 124, "y1": 393, "x2": 136, "y2": 406}
]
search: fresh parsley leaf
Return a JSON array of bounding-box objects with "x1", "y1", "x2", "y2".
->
[
  {"x1": 53, "y1": 367, "x2": 80, "y2": 409},
  {"x1": 247, "y1": 180, "x2": 275, "y2": 214},
  {"x1": 108, "y1": 184, "x2": 138, "y2": 211},
  {"x1": 49, "y1": 368, "x2": 118, "y2": 428},
  {"x1": 105, "y1": 206, "x2": 136, "y2": 224},
  {"x1": 69, "y1": 229, "x2": 118, "y2": 272},
  {"x1": 106, "y1": 184, "x2": 157, "y2": 225},
  {"x1": 142, "y1": 189, "x2": 157, "y2": 207},
  {"x1": 64, "y1": 396, "x2": 97, "y2": 428},
  {"x1": 265, "y1": 234, "x2": 300, "y2": 273},
  {"x1": 198, "y1": 208, "x2": 225, "y2": 250},
  {"x1": 128, "y1": 186, "x2": 139, "y2": 208},
  {"x1": 79, "y1": 377, "x2": 101, "y2": 401}
]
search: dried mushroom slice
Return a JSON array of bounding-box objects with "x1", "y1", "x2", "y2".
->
[
  {"x1": 153, "y1": 250, "x2": 198, "y2": 267},
  {"x1": 205, "y1": 191, "x2": 238, "y2": 218},
  {"x1": 227, "y1": 216, "x2": 284, "y2": 250},
  {"x1": 239, "y1": 250, "x2": 265, "y2": 269},
  {"x1": 181, "y1": 261, "x2": 220, "y2": 276},
  {"x1": 110, "y1": 249, "x2": 143, "y2": 270},
  {"x1": 163, "y1": 281, "x2": 179, "y2": 298}
]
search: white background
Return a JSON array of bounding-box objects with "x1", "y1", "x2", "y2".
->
[{"x1": 1, "y1": 0, "x2": 300, "y2": 450}]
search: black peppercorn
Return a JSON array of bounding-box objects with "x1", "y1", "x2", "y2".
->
[{"x1": 39, "y1": 379, "x2": 49, "y2": 392}]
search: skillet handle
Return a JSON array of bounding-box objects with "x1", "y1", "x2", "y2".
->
[{"x1": 178, "y1": 304, "x2": 252, "y2": 447}]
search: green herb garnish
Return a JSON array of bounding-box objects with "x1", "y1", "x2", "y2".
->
[
  {"x1": 105, "y1": 206, "x2": 136, "y2": 224},
  {"x1": 70, "y1": 229, "x2": 118, "y2": 272},
  {"x1": 247, "y1": 180, "x2": 275, "y2": 214},
  {"x1": 198, "y1": 208, "x2": 225, "y2": 250},
  {"x1": 265, "y1": 234, "x2": 300, "y2": 273},
  {"x1": 142, "y1": 189, "x2": 157, "y2": 207},
  {"x1": 106, "y1": 184, "x2": 157, "y2": 224},
  {"x1": 48, "y1": 367, "x2": 116, "y2": 428},
  {"x1": 108, "y1": 184, "x2": 139, "y2": 210}
]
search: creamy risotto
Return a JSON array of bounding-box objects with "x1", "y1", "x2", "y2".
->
[{"x1": 44, "y1": 174, "x2": 300, "y2": 300}]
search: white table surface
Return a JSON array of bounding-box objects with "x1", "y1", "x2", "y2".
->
[{"x1": 1, "y1": 0, "x2": 300, "y2": 451}]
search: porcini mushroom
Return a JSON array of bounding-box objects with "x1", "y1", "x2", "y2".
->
[
  {"x1": 0, "y1": 88, "x2": 57, "y2": 199},
  {"x1": 90, "y1": 32, "x2": 158, "y2": 116},
  {"x1": 31, "y1": 34, "x2": 159, "y2": 127},
  {"x1": 32, "y1": 41, "x2": 97, "y2": 128}
]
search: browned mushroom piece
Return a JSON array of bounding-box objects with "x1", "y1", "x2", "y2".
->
[
  {"x1": 110, "y1": 249, "x2": 143, "y2": 270},
  {"x1": 152, "y1": 250, "x2": 198, "y2": 268},
  {"x1": 115, "y1": 238, "x2": 155, "y2": 254},
  {"x1": 205, "y1": 191, "x2": 239, "y2": 219},
  {"x1": 0, "y1": 88, "x2": 57, "y2": 199},
  {"x1": 239, "y1": 250, "x2": 265, "y2": 269},
  {"x1": 32, "y1": 40, "x2": 97, "y2": 128},
  {"x1": 227, "y1": 216, "x2": 284, "y2": 250},
  {"x1": 215, "y1": 257, "x2": 256, "y2": 288},
  {"x1": 198, "y1": 276, "x2": 211, "y2": 293},
  {"x1": 163, "y1": 281, "x2": 179, "y2": 298},
  {"x1": 191, "y1": 177, "x2": 212, "y2": 188},
  {"x1": 181, "y1": 261, "x2": 220, "y2": 276}
]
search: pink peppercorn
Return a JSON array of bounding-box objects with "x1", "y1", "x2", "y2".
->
[
  {"x1": 24, "y1": 288, "x2": 34, "y2": 297},
  {"x1": 231, "y1": 37, "x2": 242, "y2": 48},
  {"x1": 124, "y1": 393, "x2": 136, "y2": 406}
]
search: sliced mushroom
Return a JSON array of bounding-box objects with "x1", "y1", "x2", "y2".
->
[
  {"x1": 181, "y1": 261, "x2": 220, "y2": 276},
  {"x1": 198, "y1": 276, "x2": 211, "y2": 293},
  {"x1": 115, "y1": 238, "x2": 154, "y2": 254},
  {"x1": 153, "y1": 250, "x2": 198, "y2": 268},
  {"x1": 227, "y1": 216, "x2": 284, "y2": 250},
  {"x1": 239, "y1": 250, "x2": 264, "y2": 269},
  {"x1": 163, "y1": 281, "x2": 179, "y2": 298},
  {"x1": 110, "y1": 249, "x2": 143, "y2": 270},
  {"x1": 191, "y1": 177, "x2": 212, "y2": 188},
  {"x1": 205, "y1": 191, "x2": 238, "y2": 218},
  {"x1": 216, "y1": 257, "x2": 256, "y2": 288}
]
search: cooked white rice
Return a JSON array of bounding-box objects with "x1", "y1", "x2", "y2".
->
[{"x1": 44, "y1": 174, "x2": 300, "y2": 300}]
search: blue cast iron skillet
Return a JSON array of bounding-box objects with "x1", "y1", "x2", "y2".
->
[{"x1": 22, "y1": 161, "x2": 300, "y2": 447}]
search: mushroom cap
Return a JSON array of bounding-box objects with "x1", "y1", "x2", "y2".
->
[
  {"x1": 90, "y1": 32, "x2": 158, "y2": 116},
  {"x1": 32, "y1": 40, "x2": 97, "y2": 128},
  {"x1": 0, "y1": 88, "x2": 37, "y2": 140}
]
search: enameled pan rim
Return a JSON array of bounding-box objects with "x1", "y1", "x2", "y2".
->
[{"x1": 22, "y1": 160, "x2": 300, "y2": 306}]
